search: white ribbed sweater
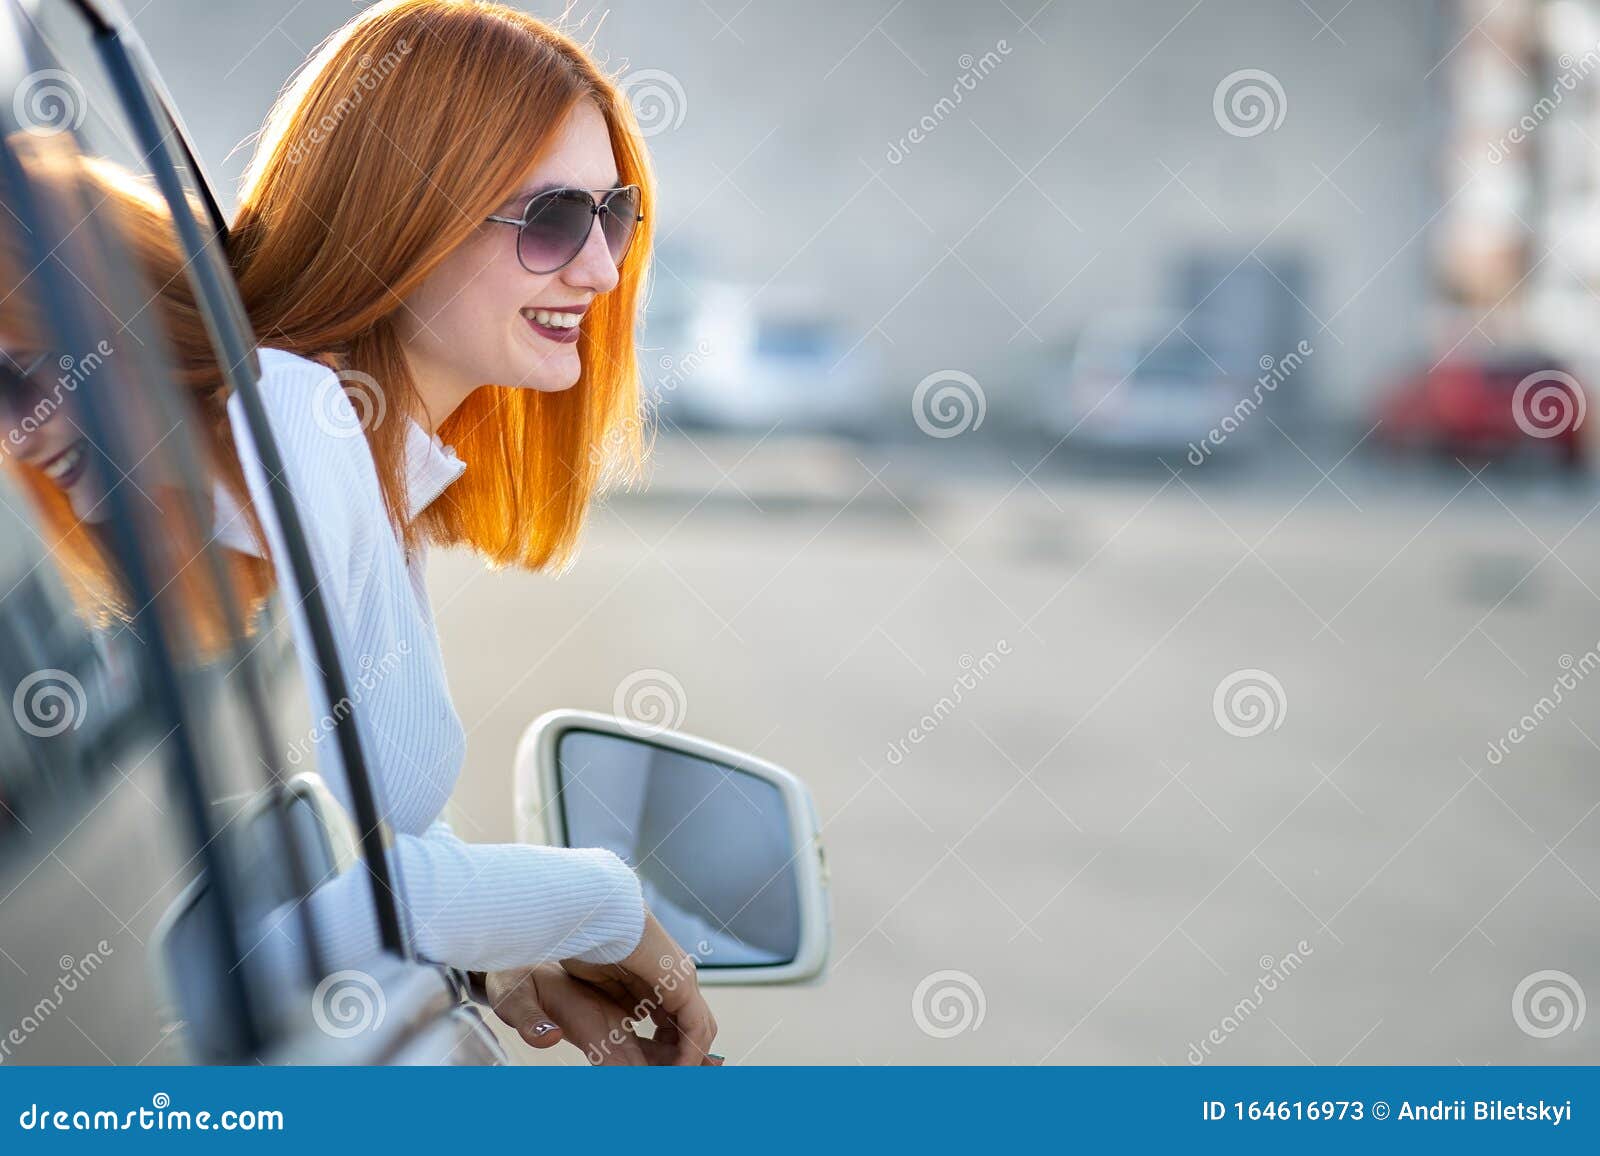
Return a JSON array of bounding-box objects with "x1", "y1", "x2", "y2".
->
[{"x1": 227, "y1": 348, "x2": 644, "y2": 972}]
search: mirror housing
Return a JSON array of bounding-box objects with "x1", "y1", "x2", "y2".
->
[{"x1": 515, "y1": 710, "x2": 830, "y2": 985}]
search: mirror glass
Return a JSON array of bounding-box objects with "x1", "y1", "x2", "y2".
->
[{"x1": 556, "y1": 729, "x2": 801, "y2": 967}]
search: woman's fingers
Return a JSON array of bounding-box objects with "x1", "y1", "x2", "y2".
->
[
  {"x1": 514, "y1": 1008, "x2": 564, "y2": 1050},
  {"x1": 537, "y1": 967, "x2": 650, "y2": 1066}
]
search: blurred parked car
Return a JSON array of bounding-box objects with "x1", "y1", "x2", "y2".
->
[
  {"x1": 643, "y1": 276, "x2": 885, "y2": 437},
  {"x1": 1030, "y1": 313, "x2": 1255, "y2": 462},
  {"x1": 1376, "y1": 348, "x2": 1589, "y2": 472}
]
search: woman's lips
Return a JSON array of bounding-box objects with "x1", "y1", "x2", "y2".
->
[
  {"x1": 524, "y1": 313, "x2": 581, "y2": 344},
  {"x1": 521, "y1": 305, "x2": 586, "y2": 345},
  {"x1": 37, "y1": 440, "x2": 88, "y2": 490}
]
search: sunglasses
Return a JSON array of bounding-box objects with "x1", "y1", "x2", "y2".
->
[{"x1": 485, "y1": 185, "x2": 643, "y2": 275}]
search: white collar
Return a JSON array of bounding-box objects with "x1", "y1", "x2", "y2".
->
[
  {"x1": 403, "y1": 419, "x2": 467, "y2": 521},
  {"x1": 211, "y1": 419, "x2": 465, "y2": 559}
]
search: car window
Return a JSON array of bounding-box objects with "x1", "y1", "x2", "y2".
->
[{"x1": 0, "y1": 2, "x2": 394, "y2": 1059}]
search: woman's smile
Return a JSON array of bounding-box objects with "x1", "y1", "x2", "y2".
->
[{"x1": 522, "y1": 303, "x2": 587, "y2": 344}]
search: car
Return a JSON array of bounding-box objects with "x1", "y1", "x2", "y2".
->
[
  {"x1": 1029, "y1": 313, "x2": 1259, "y2": 463},
  {"x1": 1375, "y1": 347, "x2": 1589, "y2": 472},
  {"x1": 0, "y1": 0, "x2": 829, "y2": 1065},
  {"x1": 643, "y1": 274, "x2": 885, "y2": 437}
]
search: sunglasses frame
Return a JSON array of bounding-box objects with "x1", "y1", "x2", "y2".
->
[{"x1": 485, "y1": 184, "x2": 644, "y2": 275}]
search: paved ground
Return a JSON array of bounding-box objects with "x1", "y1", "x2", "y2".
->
[{"x1": 426, "y1": 432, "x2": 1600, "y2": 1065}]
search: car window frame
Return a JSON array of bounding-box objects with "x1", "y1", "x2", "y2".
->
[{"x1": 69, "y1": 0, "x2": 410, "y2": 958}]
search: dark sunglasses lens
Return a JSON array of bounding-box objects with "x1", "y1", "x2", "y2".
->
[
  {"x1": 600, "y1": 188, "x2": 640, "y2": 264},
  {"x1": 518, "y1": 190, "x2": 595, "y2": 273}
]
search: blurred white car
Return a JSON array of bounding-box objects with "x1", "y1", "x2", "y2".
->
[
  {"x1": 1036, "y1": 313, "x2": 1253, "y2": 460},
  {"x1": 643, "y1": 278, "x2": 884, "y2": 436}
]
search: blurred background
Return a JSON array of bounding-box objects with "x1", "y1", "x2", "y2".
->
[{"x1": 135, "y1": 0, "x2": 1600, "y2": 1063}]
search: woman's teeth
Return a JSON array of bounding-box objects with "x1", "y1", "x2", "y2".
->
[
  {"x1": 522, "y1": 308, "x2": 581, "y2": 329},
  {"x1": 41, "y1": 443, "x2": 83, "y2": 481}
]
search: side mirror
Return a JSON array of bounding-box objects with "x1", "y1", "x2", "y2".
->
[{"x1": 514, "y1": 710, "x2": 831, "y2": 985}]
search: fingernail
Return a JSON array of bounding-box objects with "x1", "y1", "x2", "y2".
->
[
  {"x1": 534, "y1": 1022, "x2": 558, "y2": 1036},
  {"x1": 708, "y1": 1052, "x2": 725, "y2": 1063}
]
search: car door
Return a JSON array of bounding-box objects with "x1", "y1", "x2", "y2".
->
[{"x1": 0, "y1": 0, "x2": 500, "y2": 1064}]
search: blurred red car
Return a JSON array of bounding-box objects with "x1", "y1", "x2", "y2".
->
[{"x1": 1377, "y1": 350, "x2": 1589, "y2": 471}]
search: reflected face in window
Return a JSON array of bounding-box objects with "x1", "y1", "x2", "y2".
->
[{"x1": 0, "y1": 345, "x2": 105, "y2": 511}]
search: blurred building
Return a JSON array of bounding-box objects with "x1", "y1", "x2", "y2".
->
[{"x1": 127, "y1": 1, "x2": 1600, "y2": 437}]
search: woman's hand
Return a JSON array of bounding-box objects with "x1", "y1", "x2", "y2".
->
[
  {"x1": 484, "y1": 963, "x2": 719, "y2": 1065},
  {"x1": 561, "y1": 909, "x2": 719, "y2": 1066}
]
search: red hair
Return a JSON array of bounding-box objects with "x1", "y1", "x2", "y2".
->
[{"x1": 230, "y1": 0, "x2": 654, "y2": 570}]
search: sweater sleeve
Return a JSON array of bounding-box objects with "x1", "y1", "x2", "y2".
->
[{"x1": 229, "y1": 350, "x2": 645, "y2": 971}]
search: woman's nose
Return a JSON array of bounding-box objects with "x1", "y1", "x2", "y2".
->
[{"x1": 562, "y1": 213, "x2": 621, "y2": 295}]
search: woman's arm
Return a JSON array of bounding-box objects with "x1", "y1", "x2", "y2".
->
[{"x1": 227, "y1": 351, "x2": 647, "y2": 971}]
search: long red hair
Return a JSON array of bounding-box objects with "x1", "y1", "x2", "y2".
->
[{"x1": 229, "y1": 0, "x2": 655, "y2": 570}]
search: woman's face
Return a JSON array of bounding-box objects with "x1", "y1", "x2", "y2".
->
[
  {"x1": 397, "y1": 99, "x2": 623, "y2": 425},
  {"x1": 0, "y1": 352, "x2": 98, "y2": 503}
]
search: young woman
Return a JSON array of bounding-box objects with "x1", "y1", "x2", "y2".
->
[{"x1": 195, "y1": 0, "x2": 710, "y2": 1063}]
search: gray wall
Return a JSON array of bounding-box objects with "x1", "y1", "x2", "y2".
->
[{"x1": 133, "y1": 0, "x2": 1446, "y2": 420}]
